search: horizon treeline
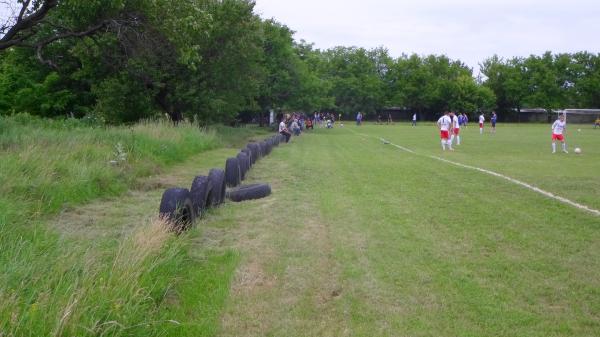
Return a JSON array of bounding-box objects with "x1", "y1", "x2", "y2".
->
[{"x1": 1, "y1": 0, "x2": 599, "y2": 124}]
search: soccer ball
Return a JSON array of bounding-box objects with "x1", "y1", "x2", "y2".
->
[
  {"x1": 574, "y1": 147, "x2": 582, "y2": 154},
  {"x1": 577, "y1": 129, "x2": 581, "y2": 132}
]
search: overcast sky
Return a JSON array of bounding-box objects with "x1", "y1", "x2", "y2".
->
[{"x1": 254, "y1": 0, "x2": 600, "y2": 75}]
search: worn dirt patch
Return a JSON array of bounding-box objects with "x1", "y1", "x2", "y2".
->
[{"x1": 232, "y1": 259, "x2": 278, "y2": 295}]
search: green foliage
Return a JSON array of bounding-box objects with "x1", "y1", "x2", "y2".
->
[
  {"x1": 1, "y1": 0, "x2": 599, "y2": 122},
  {"x1": 482, "y1": 52, "x2": 600, "y2": 113},
  {"x1": 93, "y1": 72, "x2": 158, "y2": 123},
  {"x1": 0, "y1": 48, "x2": 77, "y2": 117}
]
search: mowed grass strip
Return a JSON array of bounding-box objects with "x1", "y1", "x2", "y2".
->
[{"x1": 215, "y1": 124, "x2": 599, "y2": 337}]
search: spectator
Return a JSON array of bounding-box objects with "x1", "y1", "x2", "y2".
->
[
  {"x1": 291, "y1": 118, "x2": 301, "y2": 136},
  {"x1": 306, "y1": 118, "x2": 313, "y2": 130},
  {"x1": 279, "y1": 116, "x2": 291, "y2": 142}
]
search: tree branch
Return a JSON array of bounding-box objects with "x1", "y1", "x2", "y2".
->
[
  {"x1": 0, "y1": 0, "x2": 58, "y2": 50},
  {"x1": 17, "y1": 0, "x2": 32, "y2": 23},
  {"x1": 32, "y1": 21, "x2": 109, "y2": 70}
]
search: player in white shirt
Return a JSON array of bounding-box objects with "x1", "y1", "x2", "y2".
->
[
  {"x1": 551, "y1": 114, "x2": 568, "y2": 153},
  {"x1": 437, "y1": 111, "x2": 453, "y2": 151},
  {"x1": 449, "y1": 111, "x2": 461, "y2": 146},
  {"x1": 478, "y1": 113, "x2": 485, "y2": 134}
]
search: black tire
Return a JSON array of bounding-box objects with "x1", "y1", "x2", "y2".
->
[
  {"x1": 208, "y1": 168, "x2": 226, "y2": 206},
  {"x1": 237, "y1": 152, "x2": 249, "y2": 180},
  {"x1": 159, "y1": 188, "x2": 195, "y2": 233},
  {"x1": 264, "y1": 139, "x2": 273, "y2": 155},
  {"x1": 226, "y1": 183, "x2": 272, "y2": 202},
  {"x1": 243, "y1": 152, "x2": 251, "y2": 177},
  {"x1": 248, "y1": 143, "x2": 261, "y2": 162},
  {"x1": 241, "y1": 148, "x2": 253, "y2": 167},
  {"x1": 225, "y1": 157, "x2": 241, "y2": 187},
  {"x1": 245, "y1": 144, "x2": 256, "y2": 165},
  {"x1": 259, "y1": 141, "x2": 268, "y2": 156},
  {"x1": 190, "y1": 175, "x2": 212, "y2": 217},
  {"x1": 272, "y1": 135, "x2": 279, "y2": 146}
]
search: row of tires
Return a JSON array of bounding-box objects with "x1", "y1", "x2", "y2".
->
[{"x1": 159, "y1": 133, "x2": 287, "y2": 233}]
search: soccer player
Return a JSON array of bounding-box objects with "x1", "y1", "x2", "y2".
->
[
  {"x1": 478, "y1": 113, "x2": 485, "y2": 134},
  {"x1": 356, "y1": 111, "x2": 363, "y2": 126},
  {"x1": 551, "y1": 114, "x2": 568, "y2": 153},
  {"x1": 411, "y1": 113, "x2": 417, "y2": 126},
  {"x1": 450, "y1": 111, "x2": 461, "y2": 146},
  {"x1": 491, "y1": 111, "x2": 498, "y2": 133},
  {"x1": 437, "y1": 111, "x2": 453, "y2": 151}
]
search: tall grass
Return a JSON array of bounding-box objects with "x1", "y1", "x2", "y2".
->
[
  {"x1": 0, "y1": 114, "x2": 249, "y2": 336},
  {"x1": 0, "y1": 115, "x2": 219, "y2": 217}
]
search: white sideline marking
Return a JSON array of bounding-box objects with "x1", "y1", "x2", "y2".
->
[
  {"x1": 349, "y1": 129, "x2": 600, "y2": 217},
  {"x1": 430, "y1": 155, "x2": 600, "y2": 217}
]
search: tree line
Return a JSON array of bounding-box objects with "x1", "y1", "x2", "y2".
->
[{"x1": 1, "y1": 0, "x2": 599, "y2": 124}]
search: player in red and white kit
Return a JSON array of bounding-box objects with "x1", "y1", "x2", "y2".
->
[
  {"x1": 449, "y1": 111, "x2": 461, "y2": 146},
  {"x1": 551, "y1": 114, "x2": 568, "y2": 153},
  {"x1": 478, "y1": 113, "x2": 485, "y2": 134},
  {"x1": 437, "y1": 111, "x2": 453, "y2": 151}
]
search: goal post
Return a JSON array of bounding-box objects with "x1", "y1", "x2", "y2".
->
[{"x1": 556, "y1": 109, "x2": 600, "y2": 125}]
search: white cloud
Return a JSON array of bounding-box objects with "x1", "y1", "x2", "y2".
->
[{"x1": 254, "y1": 0, "x2": 600, "y2": 74}]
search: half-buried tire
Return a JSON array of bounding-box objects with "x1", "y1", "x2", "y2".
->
[
  {"x1": 225, "y1": 157, "x2": 241, "y2": 187},
  {"x1": 190, "y1": 175, "x2": 212, "y2": 217},
  {"x1": 248, "y1": 143, "x2": 260, "y2": 163},
  {"x1": 226, "y1": 183, "x2": 271, "y2": 202},
  {"x1": 241, "y1": 148, "x2": 253, "y2": 167},
  {"x1": 159, "y1": 188, "x2": 195, "y2": 233},
  {"x1": 267, "y1": 138, "x2": 274, "y2": 151},
  {"x1": 237, "y1": 152, "x2": 249, "y2": 180},
  {"x1": 208, "y1": 168, "x2": 226, "y2": 206},
  {"x1": 263, "y1": 139, "x2": 272, "y2": 155},
  {"x1": 259, "y1": 141, "x2": 268, "y2": 157}
]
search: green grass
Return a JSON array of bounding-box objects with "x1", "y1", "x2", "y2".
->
[
  {"x1": 0, "y1": 114, "x2": 268, "y2": 336},
  {"x1": 365, "y1": 122, "x2": 600, "y2": 210},
  {"x1": 210, "y1": 122, "x2": 599, "y2": 336},
  {"x1": 2, "y1": 117, "x2": 599, "y2": 336}
]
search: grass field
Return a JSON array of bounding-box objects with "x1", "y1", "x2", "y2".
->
[
  {"x1": 209, "y1": 122, "x2": 599, "y2": 336},
  {"x1": 3, "y1": 119, "x2": 599, "y2": 336}
]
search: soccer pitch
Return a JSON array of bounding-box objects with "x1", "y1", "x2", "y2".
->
[{"x1": 216, "y1": 122, "x2": 599, "y2": 336}]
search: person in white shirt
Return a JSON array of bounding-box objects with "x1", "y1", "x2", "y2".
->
[
  {"x1": 551, "y1": 114, "x2": 568, "y2": 153},
  {"x1": 279, "y1": 115, "x2": 291, "y2": 143},
  {"x1": 449, "y1": 111, "x2": 461, "y2": 146},
  {"x1": 437, "y1": 111, "x2": 453, "y2": 151},
  {"x1": 478, "y1": 113, "x2": 485, "y2": 134},
  {"x1": 412, "y1": 113, "x2": 417, "y2": 126}
]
